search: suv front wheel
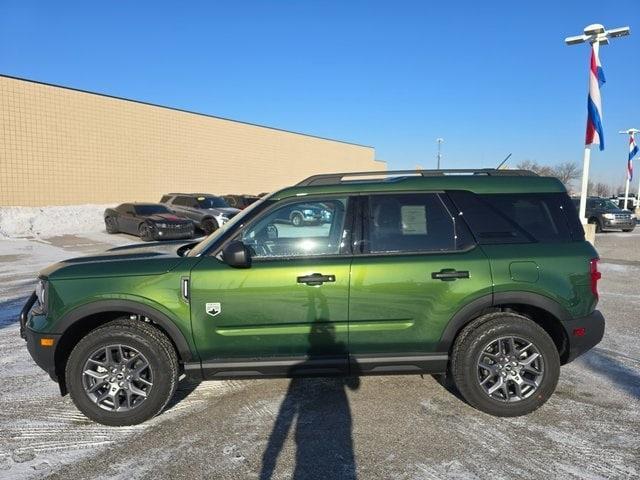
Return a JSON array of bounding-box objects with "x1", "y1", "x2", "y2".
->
[
  {"x1": 65, "y1": 319, "x2": 179, "y2": 426},
  {"x1": 451, "y1": 313, "x2": 560, "y2": 417}
]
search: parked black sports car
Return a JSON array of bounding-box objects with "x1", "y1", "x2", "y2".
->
[{"x1": 104, "y1": 203, "x2": 195, "y2": 241}]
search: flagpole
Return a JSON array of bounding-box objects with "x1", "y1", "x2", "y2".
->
[
  {"x1": 578, "y1": 146, "x2": 592, "y2": 222},
  {"x1": 565, "y1": 24, "x2": 631, "y2": 225},
  {"x1": 624, "y1": 175, "x2": 630, "y2": 210}
]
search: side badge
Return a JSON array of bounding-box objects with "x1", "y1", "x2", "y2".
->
[{"x1": 206, "y1": 302, "x2": 221, "y2": 317}]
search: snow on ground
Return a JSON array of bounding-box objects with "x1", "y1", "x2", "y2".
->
[
  {"x1": 0, "y1": 217, "x2": 638, "y2": 479},
  {"x1": 0, "y1": 205, "x2": 111, "y2": 239}
]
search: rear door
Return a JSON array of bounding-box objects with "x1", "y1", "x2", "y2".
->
[{"x1": 348, "y1": 192, "x2": 493, "y2": 374}]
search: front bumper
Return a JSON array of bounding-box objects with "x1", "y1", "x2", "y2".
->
[
  {"x1": 603, "y1": 218, "x2": 636, "y2": 230},
  {"x1": 153, "y1": 225, "x2": 194, "y2": 240},
  {"x1": 20, "y1": 292, "x2": 60, "y2": 382},
  {"x1": 560, "y1": 310, "x2": 605, "y2": 363}
]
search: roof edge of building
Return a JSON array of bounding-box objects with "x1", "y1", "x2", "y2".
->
[{"x1": 0, "y1": 73, "x2": 375, "y2": 150}]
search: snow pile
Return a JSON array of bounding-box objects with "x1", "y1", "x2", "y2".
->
[{"x1": 0, "y1": 205, "x2": 110, "y2": 238}]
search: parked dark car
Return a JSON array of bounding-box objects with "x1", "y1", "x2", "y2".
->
[
  {"x1": 104, "y1": 203, "x2": 195, "y2": 241},
  {"x1": 572, "y1": 197, "x2": 636, "y2": 232},
  {"x1": 273, "y1": 203, "x2": 323, "y2": 226},
  {"x1": 223, "y1": 194, "x2": 260, "y2": 210},
  {"x1": 160, "y1": 193, "x2": 241, "y2": 234}
]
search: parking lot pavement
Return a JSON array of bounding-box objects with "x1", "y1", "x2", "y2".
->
[{"x1": 0, "y1": 231, "x2": 638, "y2": 479}]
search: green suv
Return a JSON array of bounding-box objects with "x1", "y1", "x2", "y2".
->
[{"x1": 20, "y1": 169, "x2": 605, "y2": 425}]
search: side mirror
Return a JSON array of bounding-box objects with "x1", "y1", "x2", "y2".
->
[{"x1": 222, "y1": 241, "x2": 251, "y2": 268}]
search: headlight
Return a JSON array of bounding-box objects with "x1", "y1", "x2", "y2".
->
[
  {"x1": 35, "y1": 279, "x2": 48, "y2": 313},
  {"x1": 603, "y1": 213, "x2": 615, "y2": 220},
  {"x1": 219, "y1": 215, "x2": 229, "y2": 223},
  {"x1": 156, "y1": 223, "x2": 168, "y2": 228}
]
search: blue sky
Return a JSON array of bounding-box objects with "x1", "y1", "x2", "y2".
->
[{"x1": 1, "y1": 1, "x2": 639, "y2": 188}]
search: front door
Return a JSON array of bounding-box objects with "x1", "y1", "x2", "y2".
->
[
  {"x1": 348, "y1": 192, "x2": 493, "y2": 374},
  {"x1": 189, "y1": 195, "x2": 354, "y2": 377}
]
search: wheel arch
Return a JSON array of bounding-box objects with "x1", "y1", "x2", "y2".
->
[
  {"x1": 438, "y1": 292, "x2": 571, "y2": 364},
  {"x1": 53, "y1": 300, "x2": 193, "y2": 394}
]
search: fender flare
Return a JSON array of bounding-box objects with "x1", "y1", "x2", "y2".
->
[
  {"x1": 56, "y1": 300, "x2": 193, "y2": 361},
  {"x1": 437, "y1": 292, "x2": 571, "y2": 351}
]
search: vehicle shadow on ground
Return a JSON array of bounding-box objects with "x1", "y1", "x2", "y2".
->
[
  {"x1": 164, "y1": 379, "x2": 201, "y2": 411},
  {"x1": 580, "y1": 348, "x2": 640, "y2": 400},
  {"x1": 260, "y1": 290, "x2": 359, "y2": 480},
  {"x1": 0, "y1": 296, "x2": 30, "y2": 330}
]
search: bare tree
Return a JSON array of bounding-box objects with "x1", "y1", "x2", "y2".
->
[
  {"x1": 594, "y1": 182, "x2": 610, "y2": 197},
  {"x1": 515, "y1": 160, "x2": 554, "y2": 176},
  {"x1": 552, "y1": 162, "x2": 581, "y2": 188}
]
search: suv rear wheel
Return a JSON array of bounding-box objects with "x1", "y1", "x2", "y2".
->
[
  {"x1": 451, "y1": 313, "x2": 560, "y2": 417},
  {"x1": 201, "y1": 218, "x2": 218, "y2": 235},
  {"x1": 65, "y1": 319, "x2": 179, "y2": 426}
]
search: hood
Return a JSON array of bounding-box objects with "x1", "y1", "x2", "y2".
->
[
  {"x1": 40, "y1": 240, "x2": 195, "y2": 280},
  {"x1": 146, "y1": 213, "x2": 189, "y2": 223},
  {"x1": 216, "y1": 207, "x2": 241, "y2": 216}
]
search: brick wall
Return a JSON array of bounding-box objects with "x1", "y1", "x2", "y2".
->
[{"x1": 0, "y1": 76, "x2": 381, "y2": 206}]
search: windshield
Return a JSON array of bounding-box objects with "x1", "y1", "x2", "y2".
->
[
  {"x1": 187, "y1": 195, "x2": 274, "y2": 257},
  {"x1": 135, "y1": 205, "x2": 170, "y2": 216},
  {"x1": 196, "y1": 196, "x2": 229, "y2": 208},
  {"x1": 591, "y1": 199, "x2": 619, "y2": 210}
]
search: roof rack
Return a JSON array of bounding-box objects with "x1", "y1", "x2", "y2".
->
[{"x1": 296, "y1": 169, "x2": 538, "y2": 186}]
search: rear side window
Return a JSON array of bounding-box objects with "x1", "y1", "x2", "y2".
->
[
  {"x1": 365, "y1": 193, "x2": 473, "y2": 254},
  {"x1": 174, "y1": 196, "x2": 196, "y2": 207},
  {"x1": 448, "y1": 191, "x2": 584, "y2": 244},
  {"x1": 160, "y1": 195, "x2": 171, "y2": 203}
]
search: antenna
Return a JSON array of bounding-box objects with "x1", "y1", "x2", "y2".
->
[{"x1": 496, "y1": 153, "x2": 512, "y2": 170}]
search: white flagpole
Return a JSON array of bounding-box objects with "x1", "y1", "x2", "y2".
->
[{"x1": 579, "y1": 146, "x2": 592, "y2": 222}]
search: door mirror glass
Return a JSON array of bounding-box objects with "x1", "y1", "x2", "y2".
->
[{"x1": 222, "y1": 241, "x2": 252, "y2": 268}]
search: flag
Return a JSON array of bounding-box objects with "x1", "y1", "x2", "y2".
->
[
  {"x1": 585, "y1": 45, "x2": 606, "y2": 151},
  {"x1": 629, "y1": 134, "x2": 638, "y2": 181}
]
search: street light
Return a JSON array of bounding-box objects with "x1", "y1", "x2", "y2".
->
[
  {"x1": 619, "y1": 128, "x2": 640, "y2": 211},
  {"x1": 565, "y1": 23, "x2": 631, "y2": 224},
  {"x1": 436, "y1": 138, "x2": 444, "y2": 169}
]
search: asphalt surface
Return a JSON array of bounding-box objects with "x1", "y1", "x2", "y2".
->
[{"x1": 0, "y1": 230, "x2": 639, "y2": 479}]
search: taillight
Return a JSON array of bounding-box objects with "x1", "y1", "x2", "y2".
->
[{"x1": 589, "y1": 258, "x2": 601, "y2": 299}]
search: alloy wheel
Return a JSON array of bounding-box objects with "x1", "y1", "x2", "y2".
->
[
  {"x1": 476, "y1": 336, "x2": 544, "y2": 402},
  {"x1": 82, "y1": 344, "x2": 153, "y2": 412}
]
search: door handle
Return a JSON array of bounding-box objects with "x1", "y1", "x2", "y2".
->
[
  {"x1": 431, "y1": 269, "x2": 470, "y2": 281},
  {"x1": 297, "y1": 273, "x2": 336, "y2": 286}
]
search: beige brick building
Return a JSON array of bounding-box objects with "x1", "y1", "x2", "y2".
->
[{"x1": 0, "y1": 75, "x2": 382, "y2": 206}]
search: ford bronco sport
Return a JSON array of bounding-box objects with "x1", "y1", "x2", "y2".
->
[{"x1": 20, "y1": 169, "x2": 605, "y2": 426}]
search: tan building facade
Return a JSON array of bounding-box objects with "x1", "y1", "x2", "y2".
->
[{"x1": 0, "y1": 75, "x2": 382, "y2": 206}]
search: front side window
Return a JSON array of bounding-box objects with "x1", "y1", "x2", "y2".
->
[
  {"x1": 240, "y1": 197, "x2": 349, "y2": 258},
  {"x1": 366, "y1": 193, "x2": 464, "y2": 253}
]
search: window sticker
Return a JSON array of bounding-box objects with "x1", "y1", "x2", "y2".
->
[{"x1": 401, "y1": 205, "x2": 427, "y2": 235}]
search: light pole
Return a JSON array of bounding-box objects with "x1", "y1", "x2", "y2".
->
[
  {"x1": 619, "y1": 128, "x2": 640, "y2": 211},
  {"x1": 565, "y1": 23, "x2": 631, "y2": 223},
  {"x1": 436, "y1": 138, "x2": 444, "y2": 169}
]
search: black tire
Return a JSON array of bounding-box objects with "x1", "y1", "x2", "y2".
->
[
  {"x1": 104, "y1": 216, "x2": 118, "y2": 234},
  {"x1": 589, "y1": 218, "x2": 602, "y2": 233},
  {"x1": 201, "y1": 218, "x2": 218, "y2": 235},
  {"x1": 450, "y1": 312, "x2": 560, "y2": 417},
  {"x1": 65, "y1": 319, "x2": 179, "y2": 426},
  {"x1": 622, "y1": 228, "x2": 634, "y2": 232},
  {"x1": 291, "y1": 212, "x2": 303, "y2": 227},
  {"x1": 138, "y1": 223, "x2": 154, "y2": 242}
]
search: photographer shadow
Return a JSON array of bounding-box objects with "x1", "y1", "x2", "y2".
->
[{"x1": 260, "y1": 289, "x2": 359, "y2": 480}]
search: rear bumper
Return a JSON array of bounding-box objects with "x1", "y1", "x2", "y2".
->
[{"x1": 561, "y1": 310, "x2": 605, "y2": 363}]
